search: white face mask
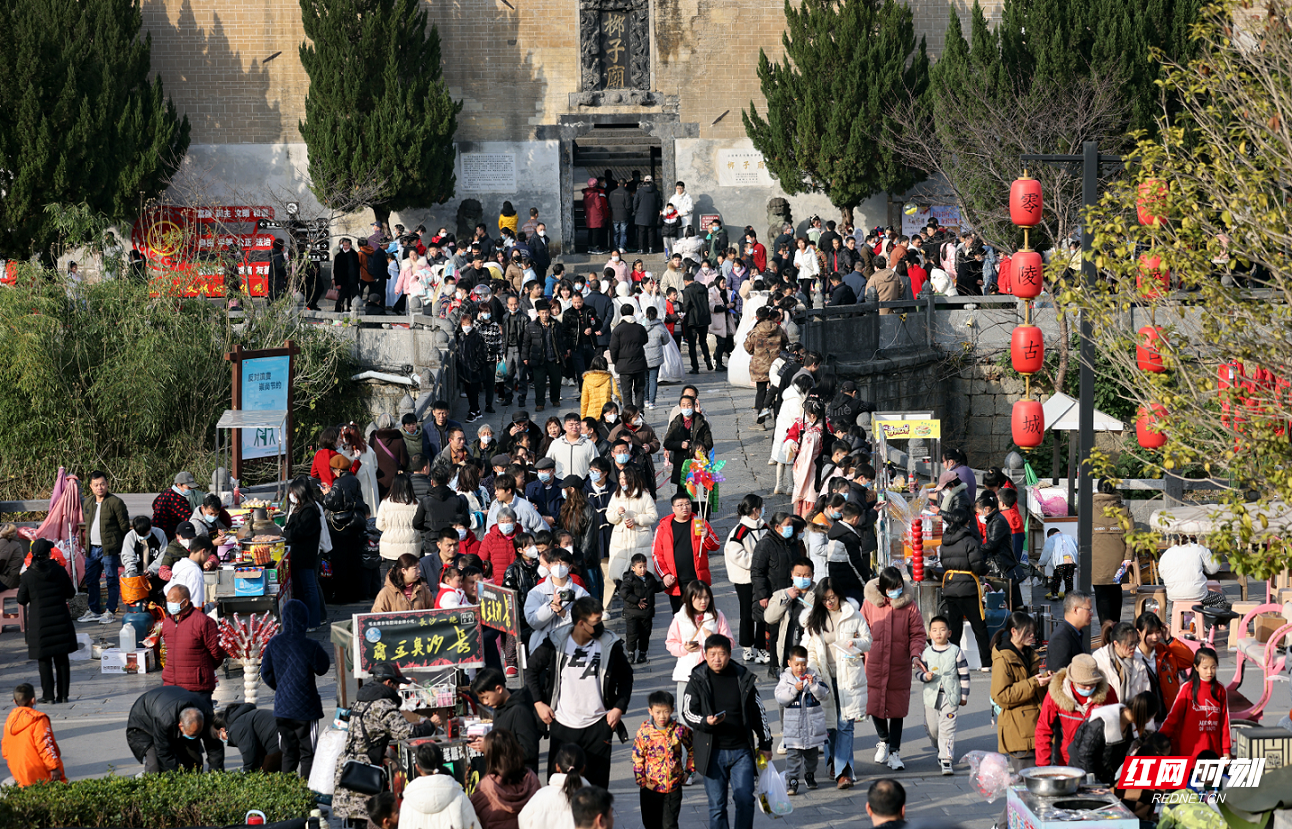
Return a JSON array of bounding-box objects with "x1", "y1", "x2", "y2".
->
[
  {"x1": 524, "y1": 546, "x2": 539, "y2": 559},
  {"x1": 611, "y1": 255, "x2": 620, "y2": 262},
  {"x1": 461, "y1": 325, "x2": 473, "y2": 335},
  {"x1": 551, "y1": 564, "x2": 569, "y2": 580},
  {"x1": 536, "y1": 563, "x2": 549, "y2": 577},
  {"x1": 633, "y1": 417, "x2": 643, "y2": 427},
  {"x1": 480, "y1": 434, "x2": 492, "y2": 445},
  {"x1": 288, "y1": 493, "x2": 299, "y2": 505},
  {"x1": 605, "y1": 413, "x2": 618, "y2": 424},
  {"x1": 180, "y1": 538, "x2": 192, "y2": 550}
]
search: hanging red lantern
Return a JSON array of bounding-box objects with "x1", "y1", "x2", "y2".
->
[
  {"x1": 1011, "y1": 325, "x2": 1045, "y2": 374},
  {"x1": 1136, "y1": 325, "x2": 1166, "y2": 373},
  {"x1": 1136, "y1": 403, "x2": 1168, "y2": 449},
  {"x1": 1012, "y1": 250, "x2": 1044, "y2": 299},
  {"x1": 1010, "y1": 177, "x2": 1043, "y2": 226},
  {"x1": 1137, "y1": 180, "x2": 1168, "y2": 227},
  {"x1": 1137, "y1": 254, "x2": 1171, "y2": 299},
  {"x1": 1011, "y1": 399, "x2": 1045, "y2": 448}
]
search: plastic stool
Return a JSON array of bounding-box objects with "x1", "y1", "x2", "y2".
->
[
  {"x1": 0, "y1": 588, "x2": 24, "y2": 633},
  {"x1": 1170, "y1": 600, "x2": 1196, "y2": 639}
]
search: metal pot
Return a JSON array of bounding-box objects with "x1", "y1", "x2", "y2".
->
[{"x1": 1018, "y1": 766, "x2": 1084, "y2": 797}]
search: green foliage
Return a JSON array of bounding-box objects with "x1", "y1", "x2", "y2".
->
[
  {"x1": 0, "y1": 0, "x2": 189, "y2": 260},
  {"x1": 298, "y1": 0, "x2": 462, "y2": 222},
  {"x1": 0, "y1": 770, "x2": 315, "y2": 828},
  {"x1": 743, "y1": 0, "x2": 930, "y2": 221},
  {"x1": 0, "y1": 250, "x2": 364, "y2": 499}
]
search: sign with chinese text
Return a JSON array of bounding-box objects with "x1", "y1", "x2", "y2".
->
[
  {"x1": 874, "y1": 419, "x2": 941, "y2": 440},
  {"x1": 459, "y1": 153, "x2": 517, "y2": 192},
  {"x1": 240, "y1": 356, "x2": 289, "y2": 460},
  {"x1": 901, "y1": 205, "x2": 964, "y2": 237},
  {"x1": 600, "y1": 11, "x2": 630, "y2": 88},
  {"x1": 478, "y1": 583, "x2": 520, "y2": 638},
  {"x1": 353, "y1": 607, "x2": 484, "y2": 677},
  {"x1": 196, "y1": 233, "x2": 276, "y2": 253},
  {"x1": 193, "y1": 206, "x2": 275, "y2": 223},
  {"x1": 716, "y1": 149, "x2": 775, "y2": 187}
]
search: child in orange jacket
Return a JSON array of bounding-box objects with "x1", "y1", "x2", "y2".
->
[{"x1": 2, "y1": 684, "x2": 65, "y2": 785}]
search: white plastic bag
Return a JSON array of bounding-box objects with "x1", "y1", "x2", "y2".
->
[
  {"x1": 756, "y1": 759, "x2": 793, "y2": 817},
  {"x1": 961, "y1": 750, "x2": 1017, "y2": 803},
  {"x1": 309, "y1": 728, "x2": 349, "y2": 795},
  {"x1": 69, "y1": 633, "x2": 92, "y2": 661},
  {"x1": 960, "y1": 621, "x2": 983, "y2": 670},
  {"x1": 659, "y1": 335, "x2": 684, "y2": 384}
]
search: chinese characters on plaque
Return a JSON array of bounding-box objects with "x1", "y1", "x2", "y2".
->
[
  {"x1": 716, "y1": 149, "x2": 775, "y2": 187},
  {"x1": 601, "y1": 11, "x2": 629, "y2": 88}
]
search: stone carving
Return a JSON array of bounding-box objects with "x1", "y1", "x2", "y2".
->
[
  {"x1": 570, "y1": 90, "x2": 657, "y2": 107},
  {"x1": 456, "y1": 198, "x2": 483, "y2": 242},
  {"x1": 579, "y1": 0, "x2": 649, "y2": 92},
  {"x1": 767, "y1": 198, "x2": 793, "y2": 245}
]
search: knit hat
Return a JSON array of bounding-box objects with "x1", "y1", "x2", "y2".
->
[
  {"x1": 1067, "y1": 654, "x2": 1103, "y2": 686},
  {"x1": 587, "y1": 177, "x2": 598, "y2": 187}
]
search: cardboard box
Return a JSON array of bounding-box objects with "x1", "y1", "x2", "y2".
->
[
  {"x1": 234, "y1": 567, "x2": 266, "y2": 597},
  {"x1": 1254, "y1": 612, "x2": 1288, "y2": 644},
  {"x1": 100, "y1": 648, "x2": 155, "y2": 674},
  {"x1": 1235, "y1": 726, "x2": 1292, "y2": 769}
]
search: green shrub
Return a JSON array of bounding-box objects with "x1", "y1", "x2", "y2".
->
[{"x1": 0, "y1": 771, "x2": 315, "y2": 828}]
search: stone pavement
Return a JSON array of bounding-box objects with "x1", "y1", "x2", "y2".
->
[{"x1": 0, "y1": 367, "x2": 1266, "y2": 828}]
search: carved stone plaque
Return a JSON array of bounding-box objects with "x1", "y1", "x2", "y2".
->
[{"x1": 580, "y1": 0, "x2": 649, "y2": 93}]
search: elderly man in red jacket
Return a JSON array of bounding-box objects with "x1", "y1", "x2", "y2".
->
[
  {"x1": 652, "y1": 492, "x2": 720, "y2": 615},
  {"x1": 161, "y1": 583, "x2": 228, "y2": 709}
]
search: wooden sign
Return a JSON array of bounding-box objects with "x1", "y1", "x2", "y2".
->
[
  {"x1": 225, "y1": 343, "x2": 298, "y2": 478},
  {"x1": 352, "y1": 607, "x2": 484, "y2": 677},
  {"x1": 477, "y1": 583, "x2": 520, "y2": 638}
]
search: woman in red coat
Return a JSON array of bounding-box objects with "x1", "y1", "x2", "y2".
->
[
  {"x1": 860, "y1": 567, "x2": 927, "y2": 771},
  {"x1": 309, "y1": 426, "x2": 359, "y2": 487},
  {"x1": 1034, "y1": 653, "x2": 1117, "y2": 765}
]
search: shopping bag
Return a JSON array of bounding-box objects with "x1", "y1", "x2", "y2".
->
[
  {"x1": 309, "y1": 728, "x2": 349, "y2": 795},
  {"x1": 660, "y1": 335, "x2": 684, "y2": 384},
  {"x1": 756, "y1": 758, "x2": 793, "y2": 817}
]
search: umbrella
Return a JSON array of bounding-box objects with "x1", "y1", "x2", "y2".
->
[{"x1": 33, "y1": 473, "x2": 83, "y2": 587}]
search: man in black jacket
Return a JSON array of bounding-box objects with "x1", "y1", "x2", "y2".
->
[
  {"x1": 563, "y1": 291, "x2": 600, "y2": 383},
  {"x1": 502, "y1": 294, "x2": 530, "y2": 406},
  {"x1": 215, "y1": 703, "x2": 282, "y2": 772},
  {"x1": 937, "y1": 507, "x2": 992, "y2": 667},
  {"x1": 584, "y1": 277, "x2": 614, "y2": 350},
  {"x1": 680, "y1": 272, "x2": 713, "y2": 373},
  {"x1": 332, "y1": 238, "x2": 361, "y2": 312},
  {"x1": 632, "y1": 176, "x2": 662, "y2": 254},
  {"x1": 608, "y1": 305, "x2": 649, "y2": 409},
  {"x1": 662, "y1": 395, "x2": 712, "y2": 494},
  {"x1": 524, "y1": 597, "x2": 633, "y2": 789},
  {"x1": 1047, "y1": 590, "x2": 1092, "y2": 672},
  {"x1": 828, "y1": 381, "x2": 874, "y2": 430},
  {"x1": 682, "y1": 634, "x2": 772, "y2": 829},
  {"x1": 826, "y1": 503, "x2": 873, "y2": 606},
  {"x1": 520, "y1": 304, "x2": 568, "y2": 411},
  {"x1": 977, "y1": 491, "x2": 1025, "y2": 608},
  {"x1": 412, "y1": 468, "x2": 470, "y2": 557},
  {"x1": 826, "y1": 272, "x2": 857, "y2": 306},
  {"x1": 126, "y1": 685, "x2": 222, "y2": 773},
  {"x1": 470, "y1": 668, "x2": 543, "y2": 773}
]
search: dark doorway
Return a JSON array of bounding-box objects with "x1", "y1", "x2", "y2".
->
[{"x1": 572, "y1": 124, "x2": 661, "y2": 253}]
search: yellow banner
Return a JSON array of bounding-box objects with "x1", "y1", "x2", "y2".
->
[{"x1": 875, "y1": 419, "x2": 941, "y2": 440}]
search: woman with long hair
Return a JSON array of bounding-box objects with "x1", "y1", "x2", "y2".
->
[
  {"x1": 558, "y1": 476, "x2": 600, "y2": 601},
  {"x1": 1093, "y1": 620, "x2": 1152, "y2": 704},
  {"x1": 988, "y1": 611, "x2": 1048, "y2": 825},
  {"x1": 665, "y1": 580, "x2": 734, "y2": 703},
  {"x1": 770, "y1": 374, "x2": 813, "y2": 495},
  {"x1": 604, "y1": 467, "x2": 657, "y2": 605},
  {"x1": 802, "y1": 578, "x2": 872, "y2": 788},
  {"x1": 709, "y1": 274, "x2": 734, "y2": 370},
  {"x1": 340, "y1": 422, "x2": 379, "y2": 512},
  {"x1": 726, "y1": 494, "x2": 769, "y2": 663},
  {"x1": 17, "y1": 539, "x2": 76, "y2": 703},
  {"x1": 539, "y1": 416, "x2": 563, "y2": 458},
  {"x1": 517, "y1": 744, "x2": 585, "y2": 829},
  {"x1": 470, "y1": 729, "x2": 541, "y2": 829},
  {"x1": 376, "y1": 472, "x2": 421, "y2": 585},
  {"x1": 310, "y1": 426, "x2": 357, "y2": 486},
  {"x1": 785, "y1": 398, "x2": 830, "y2": 516},
  {"x1": 371, "y1": 413, "x2": 410, "y2": 500},
  {"x1": 860, "y1": 566, "x2": 927, "y2": 771},
  {"x1": 372, "y1": 553, "x2": 435, "y2": 612},
  {"x1": 455, "y1": 463, "x2": 489, "y2": 531},
  {"x1": 283, "y1": 477, "x2": 325, "y2": 628}
]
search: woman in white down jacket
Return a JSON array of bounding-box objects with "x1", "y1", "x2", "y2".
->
[
  {"x1": 801, "y1": 579, "x2": 872, "y2": 790},
  {"x1": 518, "y1": 744, "x2": 585, "y2": 829},
  {"x1": 377, "y1": 473, "x2": 422, "y2": 564},
  {"x1": 725, "y1": 494, "x2": 769, "y2": 664},
  {"x1": 771, "y1": 374, "x2": 813, "y2": 494},
  {"x1": 603, "y1": 467, "x2": 658, "y2": 604}
]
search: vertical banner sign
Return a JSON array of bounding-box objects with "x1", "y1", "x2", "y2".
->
[
  {"x1": 477, "y1": 583, "x2": 520, "y2": 637},
  {"x1": 240, "y1": 356, "x2": 290, "y2": 459}
]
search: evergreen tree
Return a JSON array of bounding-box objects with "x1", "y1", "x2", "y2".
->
[
  {"x1": 743, "y1": 0, "x2": 930, "y2": 227},
  {"x1": 0, "y1": 0, "x2": 189, "y2": 260},
  {"x1": 299, "y1": 0, "x2": 462, "y2": 224}
]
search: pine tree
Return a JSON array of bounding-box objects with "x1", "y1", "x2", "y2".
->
[
  {"x1": 298, "y1": 0, "x2": 462, "y2": 224},
  {"x1": 0, "y1": 0, "x2": 189, "y2": 260},
  {"x1": 743, "y1": 0, "x2": 930, "y2": 228}
]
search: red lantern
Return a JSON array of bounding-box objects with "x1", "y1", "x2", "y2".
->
[
  {"x1": 1011, "y1": 325, "x2": 1045, "y2": 374},
  {"x1": 1136, "y1": 325, "x2": 1166, "y2": 373},
  {"x1": 1137, "y1": 254, "x2": 1171, "y2": 299},
  {"x1": 1010, "y1": 177, "x2": 1043, "y2": 226},
  {"x1": 1136, "y1": 403, "x2": 1168, "y2": 449},
  {"x1": 1012, "y1": 250, "x2": 1044, "y2": 299},
  {"x1": 1011, "y1": 399, "x2": 1045, "y2": 448},
  {"x1": 1137, "y1": 180, "x2": 1168, "y2": 227}
]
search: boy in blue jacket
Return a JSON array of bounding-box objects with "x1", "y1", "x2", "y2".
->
[{"x1": 261, "y1": 599, "x2": 331, "y2": 778}]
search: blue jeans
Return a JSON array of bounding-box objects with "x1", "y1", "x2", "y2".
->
[
  {"x1": 613, "y1": 222, "x2": 628, "y2": 251},
  {"x1": 84, "y1": 546, "x2": 120, "y2": 613},
  {"x1": 646, "y1": 365, "x2": 660, "y2": 404},
  {"x1": 824, "y1": 680, "x2": 856, "y2": 778},
  {"x1": 292, "y1": 567, "x2": 323, "y2": 627},
  {"x1": 702, "y1": 748, "x2": 756, "y2": 829}
]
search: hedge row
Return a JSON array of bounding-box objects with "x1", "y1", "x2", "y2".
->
[{"x1": 0, "y1": 770, "x2": 315, "y2": 828}]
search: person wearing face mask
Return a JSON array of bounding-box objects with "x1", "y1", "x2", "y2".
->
[
  {"x1": 188, "y1": 493, "x2": 233, "y2": 546},
  {"x1": 604, "y1": 248, "x2": 629, "y2": 282},
  {"x1": 608, "y1": 404, "x2": 660, "y2": 477},
  {"x1": 751, "y1": 513, "x2": 802, "y2": 677},
  {"x1": 525, "y1": 596, "x2": 633, "y2": 788},
  {"x1": 151, "y1": 470, "x2": 200, "y2": 542},
  {"x1": 583, "y1": 458, "x2": 615, "y2": 578},
  {"x1": 860, "y1": 567, "x2": 928, "y2": 771},
  {"x1": 126, "y1": 686, "x2": 220, "y2": 774},
  {"x1": 160, "y1": 584, "x2": 228, "y2": 710},
  {"x1": 801, "y1": 579, "x2": 873, "y2": 789},
  {"x1": 523, "y1": 549, "x2": 590, "y2": 651},
  {"x1": 662, "y1": 395, "x2": 713, "y2": 497},
  {"x1": 1034, "y1": 654, "x2": 1115, "y2": 766},
  {"x1": 501, "y1": 532, "x2": 541, "y2": 668},
  {"x1": 487, "y1": 475, "x2": 547, "y2": 536},
  {"x1": 483, "y1": 508, "x2": 525, "y2": 588},
  {"x1": 163, "y1": 532, "x2": 213, "y2": 610},
  {"x1": 526, "y1": 458, "x2": 564, "y2": 527},
  {"x1": 604, "y1": 467, "x2": 658, "y2": 607},
  {"x1": 456, "y1": 311, "x2": 490, "y2": 423}
]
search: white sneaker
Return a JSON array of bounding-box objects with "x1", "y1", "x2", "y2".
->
[
  {"x1": 758, "y1": 649, "x2": 772, "y2": 664},
  {"x1": 98, "y1": 611, "x2": 116, "y2": 625},
  {"x1": 886, "y1": 751, "x2": 905, "y2": 771},
  {"x1": 743, "y1": 648, "x2": 757, "y2": 662},
  {"x1": 775, "y1": 739, "x2": 787, "y2": 755},
  {"x1": 645, "y1": 401, "x2": 655, "y2": 409},
  {"x1": 874, "y1": 742, "x2": 889, "y2": 764},
  {"x1": 77, "y1": 610, "x2": 98, "y2": 623}
]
